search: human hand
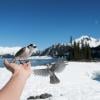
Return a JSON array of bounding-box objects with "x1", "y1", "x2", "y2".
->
[{"x1": 4, "y1": 59, "x2": 32, "y2": 79}]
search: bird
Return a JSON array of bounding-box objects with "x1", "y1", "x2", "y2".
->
[
  {"x1": 33, "y1": 59, "x2": 68, "y2": 84},
  {"x1": 13, "y1": 44, "x2": 37, "y2": 63}
]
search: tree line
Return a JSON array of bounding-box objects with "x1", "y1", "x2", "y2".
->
[
  {"x1": 69, "y1": 41, "x2": 91, "y2": 61},
  {"x1": 34, "y1": 36, "x2": 99, "y2": 61}
]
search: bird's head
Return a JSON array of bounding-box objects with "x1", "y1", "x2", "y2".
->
[
  {"x1": 27, "y1": 44, "x2": 37, "y2": 48},
  {"x1": 27, "y1": 44, "x2": 38, "y2": 54}
]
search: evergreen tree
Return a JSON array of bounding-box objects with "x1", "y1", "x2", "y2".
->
[
  {"x1": 86, "y1": 44, "x2": 91, "y2": 60},
  {"x1": 70, "y1": 36, "x2": 73, "y2": 46},
  {"x1": 73, "y1": 41, "x2": 79, "y2": 60}
]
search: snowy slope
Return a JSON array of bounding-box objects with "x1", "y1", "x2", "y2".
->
[
  {"x1": 74, "y1": 35, "x2": 100, "y2": 47},
  {"x1": 0, "y1": 62, "x2": 100, "y2": 100}
]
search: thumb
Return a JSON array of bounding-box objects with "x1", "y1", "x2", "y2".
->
[{"x1": 4, "y1": 59, "x2": 17, "y2": 73}]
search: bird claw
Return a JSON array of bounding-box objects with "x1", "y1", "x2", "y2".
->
[
  {"x1": 25, "y1": 60, "x2": 30, "y2": 63},
  {"x1": 19, "y1": 60, "x2": 30, "y2": 64},
  {"x1": 19, "y1": 60, "x2": 24, "y2": 64}
]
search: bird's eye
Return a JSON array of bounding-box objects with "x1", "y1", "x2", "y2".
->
[{"x1": 33, "y1": 46, "x2": 37, "y2": 48}]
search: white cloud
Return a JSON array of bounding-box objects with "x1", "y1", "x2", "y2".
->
[{"x1": 0, "y1": 47, "x2": 21, "y2": 55}]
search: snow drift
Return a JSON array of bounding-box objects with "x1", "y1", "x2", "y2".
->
[{"x1": 0, "y1": 62, "x2": 100, "y2": 100}]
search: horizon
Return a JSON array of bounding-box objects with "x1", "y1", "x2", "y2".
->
[
  {"x1": 0, "y1": 0, "x2": 100, "y2": 50},
  {"x1": 0, "y1": 35, "x2": 99, "y2": 48}
]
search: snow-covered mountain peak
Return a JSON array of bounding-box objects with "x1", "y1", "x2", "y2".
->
[
  {"x1": 74, "y1": 35, "x2": 100, "y2": 47},
  {"x1": 0, "y1": 43, "x2": 38, "y2": 56},
  {"x1": 0, "y1": 47, "x2": 21, "y2": 55}
]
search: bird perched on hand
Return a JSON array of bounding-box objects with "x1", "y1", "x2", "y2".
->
[
  {"x1": 13, "y1": 44, "x2": 37, "y2": 63},
  {"x1": 33, "y1": 59, "x2": 68, "y2": 84}
]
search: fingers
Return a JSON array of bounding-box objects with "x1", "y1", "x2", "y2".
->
[
  {"x1": 4, "y1": 59, "x2": 16, "y2": 68},
  {"x1": 22, "y1": 62, "x2": 31, "y2": 69},
  {"x1": 4, "y1": 59, "x2": 15, "y2": 73},
  {"x1": 4, "y1": 59, "x2": 32, "y2": 72},
  {"x1": 4, "y1": 59, "x2": 11, "y2": 68}
]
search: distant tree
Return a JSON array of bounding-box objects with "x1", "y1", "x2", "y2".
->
[
  {"x1": 73, "y1": 41, "x2": 79, "y2": 60},
  {"x1": 68, "y1": 46, "x2": 73, "y2": 60},
  {"x1": 85, "y1": 44, "x2": 91, "y2": 60},
  {"x1": 70, "y1": 36, "x2": 73, "y2": 46},
  {"x1": 81, "y1": 40, "x2": 85, "y2": 59}
]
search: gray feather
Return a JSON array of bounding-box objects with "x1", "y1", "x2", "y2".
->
[
  {"x1": 15, "y1": 47, "x2": 26, "y2": 57},
  {"x1": 33, "y1": 60, "x2": 66, "y2": 79},
  {"x1": 33, "y1": 68, "x2": 49, "y2": 76},
  {"x1": 49, "y1": 71, "x2": 60, "y2": 84},
  {"x1": 50, "y1": 60, "x2": 67, "y2": 73}
]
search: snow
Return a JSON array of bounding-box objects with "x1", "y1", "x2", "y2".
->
[
  {"x1": 28, "y1": 56, "x2": 53, "y2": 60},
  {"x1": 74, "y1": 35, "x2": 100, "y2": 47},
  {"x1": 0, "y1": 62, "x2": 100, "y2": 100},
  {"x1": 0, "y1": 47, "x2": 21, "y2": 55},
  {"x1": 0, "y1": 43, "x2": 37, "y2": 55}
]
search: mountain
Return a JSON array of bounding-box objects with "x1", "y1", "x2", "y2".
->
[
  {"x1": 41, "y1": 35, "x2": 100, "y2": 60},
  {"x1": 41, "y1": 43, "x2": 71, "y2": 58},
  {"x1": 0, "y1": 47, "x2": 21, "y2": 55},
  {"x1": 73, "y1": 35, "x2": 100, "y2": 47},
  {"x1": 0, "y1": 44, "x2": 38, "y2": 56},
  {"x1": 2, "y1": 54, "x2": 14, "y2": 58}
]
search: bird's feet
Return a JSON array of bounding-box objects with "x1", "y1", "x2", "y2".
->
[
  {"x1": 19, "y1": 60, "x2": 30, "y2": 64},
  {"x1": 25, "y1": 60, "x2": 30, "y2": 63}
]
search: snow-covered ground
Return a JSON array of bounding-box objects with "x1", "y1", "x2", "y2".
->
[
  {"x1": 28, "y1": 56, "x2": 53, "y2": 60},
  {"x1": 0, "y1": 62, "x2": 100, "y2": 100}
]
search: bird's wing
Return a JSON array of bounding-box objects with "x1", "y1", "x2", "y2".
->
[
  {"x1": 33, "y1": 68, "x2": 49, "y2": 76},
  {"x1": 15, "y1": 47, "x2": 26, "y2": 57},
  {"x1": 50, "y1": 60, "x2": 68, "y2": 73}
]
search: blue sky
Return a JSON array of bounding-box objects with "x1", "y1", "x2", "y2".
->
[{"x1": 0, "y1": 0, "x2": 100, "y2": 50}]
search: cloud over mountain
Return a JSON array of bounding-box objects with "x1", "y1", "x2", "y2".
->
[{"x1": 0, "y1": 47, "x2": 21, "y2": 55}]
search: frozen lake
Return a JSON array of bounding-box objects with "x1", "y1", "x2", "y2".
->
[{"x1": 0, "y1": 56, "x2": 58, "y2": 67}]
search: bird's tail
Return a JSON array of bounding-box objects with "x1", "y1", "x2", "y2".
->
[{"x1": 49, "y1": 71, "x2": 60, "y2": 84}]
